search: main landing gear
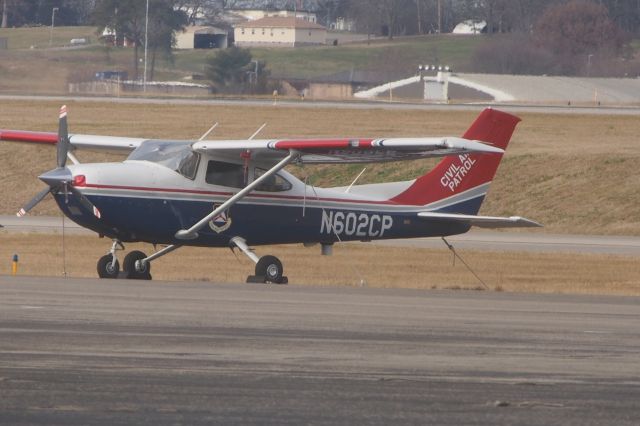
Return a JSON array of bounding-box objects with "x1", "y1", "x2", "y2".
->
[
  {"x1": 96, "y1": 238, "x2": 286, "y2": 284},
  {"x1": 231, "y1": 237, "x2": 287, "y2": 284},
  {"x1": 96, "y1": 240, "x2": 152, "y2": 280}
]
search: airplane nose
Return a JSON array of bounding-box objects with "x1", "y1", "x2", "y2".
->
[{"x1": 38, "y1": 167, "x2": 72, "y2": 188}]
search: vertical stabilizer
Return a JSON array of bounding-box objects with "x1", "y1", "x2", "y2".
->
[{"x1": 390, "y1": 108, "x2": 520, "y2": 214}]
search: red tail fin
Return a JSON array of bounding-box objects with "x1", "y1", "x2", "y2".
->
[{"x1": 390, "y1": 108, "x2": 521, "y2": 213}]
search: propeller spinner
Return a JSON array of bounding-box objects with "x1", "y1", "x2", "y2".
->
[{"x1": 16, "y1": 105, "x2": 101, "y2": 219}]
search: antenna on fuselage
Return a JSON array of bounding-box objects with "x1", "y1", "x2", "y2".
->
[
  {"x1": 345, "y1": 167, "x2": 367, "y2": 193},
  {"x1": 198, "y1": 122, "x2": 219, "y2": 141},
  {"x1": 248, "y1": 123, "x2": 267, "y2": 140}
]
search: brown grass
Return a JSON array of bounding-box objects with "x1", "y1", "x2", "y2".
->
[
  {"x1": 1, "y1": 100, "x2": 639, "y2": 235},
  {"x1": 1, "y1": 232, "x2": 638, "y2": 296}
]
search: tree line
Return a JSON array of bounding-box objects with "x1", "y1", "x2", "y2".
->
[
  {"x1": 2, "y1": 0, "x2": 638, "y2": 77},
  {"x1": 4, "y1": 1, "x2": 640, "y2": 37}
]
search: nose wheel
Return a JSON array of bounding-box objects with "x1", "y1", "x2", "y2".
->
[{"x1": 97, "y1": 254, "x2": 119, "y2": 279}]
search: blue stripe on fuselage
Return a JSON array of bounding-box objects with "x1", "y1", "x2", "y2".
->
[{"x1": 54, "y1": 193, "x2": 479, "y2": 246}]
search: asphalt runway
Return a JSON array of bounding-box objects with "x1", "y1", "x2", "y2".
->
[
  {"x1": 3, "y1": 215, "x2": 640, "y2": 256},
  {"x1": 1, "y1": 276, "x2": 639, "y2": 425}
]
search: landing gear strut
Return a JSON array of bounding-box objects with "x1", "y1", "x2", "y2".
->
[
  {"x1": 97, "y1": 240, "x2": 123, "y2": 279},
  {"x1": 231, "y1": 237, "x2": 287, "y2": 284}
]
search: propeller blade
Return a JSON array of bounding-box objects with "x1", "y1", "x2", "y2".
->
[
  {"x1": 57, "y1": 105, "x2": 70, "y2": 168},
  {"x1": 68, "y1": 186, "x2": 101, "y2": 218},
  {"x1": 17, "y1": 187, "x2": 50, "y2": 217}
]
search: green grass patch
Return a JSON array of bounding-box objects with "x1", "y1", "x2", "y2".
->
[
  {"x1": 172, "y1": 34, "x2": 486, "y2": 80},
  {"x1": 0, "y1": 26, "x2": 98, "y2": 49},
  {"x1": 250, "y1": 35, "x2": 485, "y2": 78}
]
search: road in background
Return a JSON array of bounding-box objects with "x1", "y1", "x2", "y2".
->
[{"x1": 1, "y1": 94, "x2": 640, "y2": 115}]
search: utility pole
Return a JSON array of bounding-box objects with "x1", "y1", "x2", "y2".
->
[
  {"x1": 437, "y1": 0, "x2": 442, "y2": 34},
  {"x1": 144, "y1": 0, "x2": 149, "y2": 91},
  {"x1": 49, "y1": 7, "x2": 59, "y2": 47},
  {"x1": 2, "y1": 0, "x2": 8, "y2": 28},
  {"x1": 416, "y1": 0, "x2": 422, "y2": 35}
]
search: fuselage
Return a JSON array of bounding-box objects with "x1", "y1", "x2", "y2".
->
[{"x1": 56, "y1": 155, "x2": 478, "y2": 247}]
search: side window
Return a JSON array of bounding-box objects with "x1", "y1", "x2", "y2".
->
[
  {"x1": 206, "y1": 161, "x2": 245, "y2": 188},
  {"x1": 254, "y1": 168, "x2": 292, "y2": 192},
  {"x1": 177, "y1": 152, "x2": 200, "y2": 180}
]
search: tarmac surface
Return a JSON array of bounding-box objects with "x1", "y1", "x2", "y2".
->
[{"x1": 1, "y1": 276, "x2": 639, "y2": 425}]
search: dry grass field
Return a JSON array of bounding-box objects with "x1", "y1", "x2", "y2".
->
[
  {"x1": 0, "y1": 100, "x2": 639, "y2": 294},
  {"x1": 1, "y1": 233, "x2": 638, "y2": 296}
]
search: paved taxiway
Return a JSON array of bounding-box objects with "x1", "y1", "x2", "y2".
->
[
  {"x1": 2, "y1": 94, "x2": 640, "y2": 115},
  {"x1": 1, "y1": 276, "x2": 639, "y2": 425},
  {"x1": 3, "y1": 215, "x2": 640, "y2": 256}
]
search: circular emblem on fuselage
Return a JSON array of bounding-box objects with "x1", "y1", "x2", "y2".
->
[{"x1": 209, "y1": 204, "x2": 232, "y2": 233}]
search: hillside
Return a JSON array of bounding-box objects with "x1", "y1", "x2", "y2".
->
[
  {"x1": 1, "y1": 100, "x2": 639, "y2": 236},
  {"x1": 0, "y1": 27, "x2": 486, "y2": 94}
]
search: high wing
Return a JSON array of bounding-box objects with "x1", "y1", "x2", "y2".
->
[
  {"x1": 0, "y1": 130, "x2": 146, "y2": 152},
  {"x1": 1, "y1": 129, "x2": 503, "y2": 164},
  {"x1": 418, "y1": 212, "x2": 542, "y2": 228},
  {"x1": 191, "y1": 136, "x2": 503, "y2": 164}
]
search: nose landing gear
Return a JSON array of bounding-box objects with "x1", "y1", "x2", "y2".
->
[
  {"x1": 96, "y1": 240, "x2": 151, "y2": 280},
  {"x1": 97, "y1": 240, "x2": 124, "y2": 279}
]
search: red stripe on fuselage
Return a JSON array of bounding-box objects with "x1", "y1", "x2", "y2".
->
[{"x1": 83, "y1": 182, "x2": 399, "y2": 206}]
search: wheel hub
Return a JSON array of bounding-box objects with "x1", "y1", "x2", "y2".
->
[{"x1": 267, "y1": 264, "x2": 279, "y2": 278}]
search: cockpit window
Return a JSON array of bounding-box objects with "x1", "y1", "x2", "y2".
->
[
  {"x1": 127, "y1": 141, "x2": 200, "y2": 180},
  {"x1": 206, "y1": 161, "x2": 245, "y2": 188},
  {"x1": 254, "y1": 168, "x2": 292, "y2": 192}
]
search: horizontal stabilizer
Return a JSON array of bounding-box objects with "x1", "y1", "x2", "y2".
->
[{"x1": 417, "y1": 212, "x2": 542, "y2": 228}]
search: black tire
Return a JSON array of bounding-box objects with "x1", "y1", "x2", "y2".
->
[
  {"x1": 97, "y1": 254, "x2": 119, "y2": 279},
  {"x1": 123, "y1": 250, "x2": 151, "y2": 280},
  {"x1": 255, "y1": 255, "x2": 284, "y2": 284}
]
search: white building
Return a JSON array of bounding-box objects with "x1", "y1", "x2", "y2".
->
[{"x1": 234, "y1": 17, "x2": 326, "y2": 47}]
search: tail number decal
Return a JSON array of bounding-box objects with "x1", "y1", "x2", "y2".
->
[
  {"x1": 321, "y1": 211, "x2": 393, "y2": 237},
  {"x1": 440, "y1": 154, "x2": 477, "y2": 192}
]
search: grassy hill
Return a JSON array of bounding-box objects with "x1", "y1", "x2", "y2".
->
[
  {"x1": 0, "y1": 26, "x2": 98, "y2": 49},
  {"x1": 1, "y1": 100, "x2": 639, "y2": 236},
  {"x1": 0, "y1": 27, "x2": 486, "y2": 94}
]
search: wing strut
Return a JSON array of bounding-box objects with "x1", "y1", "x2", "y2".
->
[{"x1": 175, "y1": 150, "x2": 299, "y2": 240}]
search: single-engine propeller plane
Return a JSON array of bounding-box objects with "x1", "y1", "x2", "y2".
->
[{"x1": 0, "y1": 106, "x2": 540, "y2": 283}]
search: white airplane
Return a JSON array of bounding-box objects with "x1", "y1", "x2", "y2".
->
[{"x1": 0, "y1": 106, "x2": 540, "y2": 283}]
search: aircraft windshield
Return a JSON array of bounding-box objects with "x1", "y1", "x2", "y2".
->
[{"x1": 128, "y1": 141, "x2": 200, "y2": 180}]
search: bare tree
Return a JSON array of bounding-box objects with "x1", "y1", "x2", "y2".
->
[
  {"x1": 347, "y1": 0, "x2": 413, "y2": 39},
  {"x1": 534, "y1": 0, "x2": 625, "y2": 56}
]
